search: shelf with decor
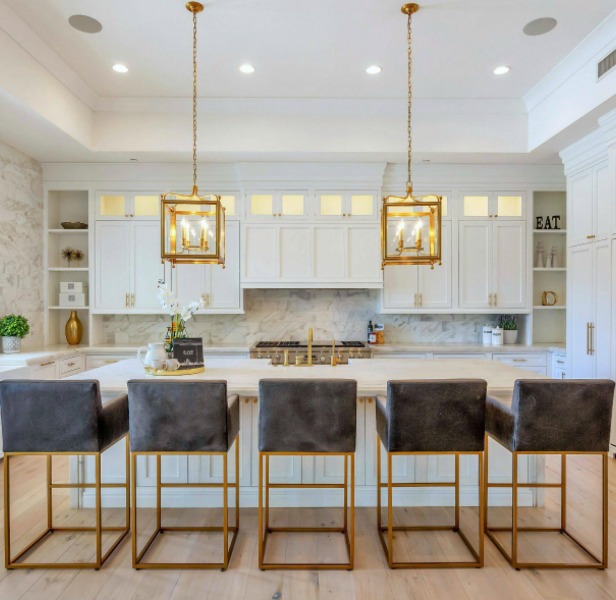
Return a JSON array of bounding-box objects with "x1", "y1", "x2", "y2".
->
[
  {"x1": 532, "y1": 191, "x2": 566, "y2": 344},
  {"x1": 45, "y1": 190, "x2": 91, "y2": 346}
]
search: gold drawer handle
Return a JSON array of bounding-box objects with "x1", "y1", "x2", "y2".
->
[
  {"x1": 512, "y1": 359, "x2": 527, "y2": 362},
  {"x1": 39, "y1": 361, "x2": 55, "y2": 367}
]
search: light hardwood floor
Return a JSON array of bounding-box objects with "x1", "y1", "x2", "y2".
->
[{"x1": 1, "y1": 454, "x2": 616, "y2": 600}]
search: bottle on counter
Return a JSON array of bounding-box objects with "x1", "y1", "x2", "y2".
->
[{"x1": 367, "y1": 320, "x2": 374, "y2": 344}]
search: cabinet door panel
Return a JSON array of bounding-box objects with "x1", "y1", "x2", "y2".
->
[
  {"x1": 383, "y1": 266, "x2": 419, "y2": 310},
  {"x1": 458, "y1": 221, "x2": 491, "y2": 309},
  {"x1": 594, "y1": 240, "x2": 611, "y2": 378},
  {"x1": 132, "y1": 222, "x2": 164, "y2": 310},
  {"x1": 314, "y1": 226, "x2": 346, "y2": 280},
  {"x1": 595, "y1": 163, "x2": 612, "y2": 240},
  {"x1": 418, "y1": 221, "x2": 452, "y2": 308},
  {"x1": 175, "y1": 264, "x2": 208, "y2": 306},
  {"x1": 347, "y1": 226, "x2": 381, "y2": 281},
  {"x1": 493, "y1": 221, "x2": 526, "y2": 309},
  {"x1": 569, "y1": 171, "x2": 593, "y2": 246},
  {"x1": 95, "y1": 222, "x2": 130, "y2": 309},
  {"x1": 210, "y1": 221, "x2": 241, "y2": 308},
  {"x1": 569, "y1": 244, "x2": 594, "y2": 378},
  {"x1": 243, "y1": 225, "x2": 278, "y2": 280},
  {"x1": 279, "y1": 227, "x2": 312, "y2": 279}
]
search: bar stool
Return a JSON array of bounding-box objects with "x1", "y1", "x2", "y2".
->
[
  {"x1": 376, "y1": 379, "x2": 487, "y2": 568},
  {"x1": 258, "y1": 378, "x2": 357, "y2": 570},
  {"x1": 127, "y1": 380, "x2": 239, "y2": 570},
  {"x1": 485, "y1": 379, "x2": 614, "y2": 569},
  {"x1": 0, "y1": 380, "x2": 130, "y2": 569}
]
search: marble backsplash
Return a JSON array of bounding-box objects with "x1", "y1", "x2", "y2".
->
[
  {"x1": 103, "y1": 289, "x2": 495, "y2": 346},
  {"x1": 0, "y1": 141, "x2": 44, "y2": 349}
]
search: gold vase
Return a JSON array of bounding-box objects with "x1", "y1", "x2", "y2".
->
[{"x1": 65, "y1": 311, "x2": 83, "y2": 345}]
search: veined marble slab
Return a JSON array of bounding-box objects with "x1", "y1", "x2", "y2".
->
[{"x1": 68, "y1": 357, "x2": 545, "y2": 396}]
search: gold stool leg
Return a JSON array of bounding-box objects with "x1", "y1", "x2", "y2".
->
[
  {"x1": 454, "y1": 454, "x2": 460, "y2": 531},
  {"x1": 47, "y1": 455, "x2": 53, "y2": 531},
  {"x1": 95, "y1": 453, "x2": 102, "y2": 569},
  {"x1": 377, "y1": 435, "x2": 382, "y2": 531},
  {"x1": 223, "y1": 451, "x2": 229, "y2": 570},
  {"x1": 478, "y1": 451, "x2": 485, "y2": 567},
  {"x1": 131, "y1": 452, "x2": 138, "y2": 568},
  {"x1": 387, "y1": 451, "x2": 394, "y2": 567},
  {"x1": 4, "y1": 454, "x2": 11, "y2": 569},
  {"x1": 561, "y1": 453, "x2": 567, "y2": 532},
  {"x1": 603, "y1": 452, "x2": 608, "y2": 568},
  {"x1": 258, "y1": 452, "x2": 264, "y2": 569},
  {"x1": 349, "y1": 452, "x2": 355, "y2": 569},
  {"x1": 512, "y1": 451, "x2": 518, "y2": 568}
]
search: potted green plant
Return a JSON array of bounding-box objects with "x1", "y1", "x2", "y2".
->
[
  {"x1": 0, "y1": 314, "x2": 30, "y2": 353},
  {"x1": 498, "y1": 315, "x2": 518, "y2": 345}
]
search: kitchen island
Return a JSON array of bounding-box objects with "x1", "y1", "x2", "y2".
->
[{"x1": 67, "y1": 357, "x2": 544, "y2": 509}]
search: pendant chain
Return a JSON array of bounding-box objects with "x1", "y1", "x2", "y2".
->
[
  {"x1": 192, "y1": 8, "x2": 198, "y2": 192},
  {"x1": 406, "y1": 11, "x2": 413, "y2": 193}
]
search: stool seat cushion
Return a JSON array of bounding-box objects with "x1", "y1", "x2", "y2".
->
[
  {"x1": 0, "y1": 380, "x2": 128, "y2": 453},
  {"x1": 258, "y1": 379, "x2": 357, "y2": 453},
  {"x1": 127, "y1": 380, "x2": 238, "y2": 452},
  {"x1": 376, "y1": 380, "x2": 487, "y2": 453},
  {"x1": 486, "y1": 379, "x2": 615, "y2": 452}
]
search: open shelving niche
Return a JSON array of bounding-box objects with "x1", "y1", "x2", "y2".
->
[
  {"x1": 45, "y1": 190, "x2": 91, "y2": 345},
  {"x1": 531, "y1": 191, "x2": 566, "y2": 344}
]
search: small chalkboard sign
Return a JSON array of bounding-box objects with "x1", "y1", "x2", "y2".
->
[{"x1": 172, "y1": 338, "x2": 204, "y2": 371}]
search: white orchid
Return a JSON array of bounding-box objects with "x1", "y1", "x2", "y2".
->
[{"x1": 157, "y1": 282, "x2": 204, "y2": 320}]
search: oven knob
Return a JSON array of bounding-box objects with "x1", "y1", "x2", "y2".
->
[
  {"x1": 320, "y1": 355, "x2": 326, "y2": 363},
  {"x1": 257, "y1": 352, "x2": 262, "y2": 359}
]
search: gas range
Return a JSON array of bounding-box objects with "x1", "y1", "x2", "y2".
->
[{"x1": 249, "y1": 340, "x2": 370, "y2": 365}]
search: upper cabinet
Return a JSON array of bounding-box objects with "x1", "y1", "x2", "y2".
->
[
  {"x1": 315, "y1": 191, "x2": 379, "y2": 221},
  {"x1": 96, "y1": 192, "x2": 160, "y2": 220},
  {"x1": 381, "y1": 221, "x2": 452, "y2": 312},
  {"x1": 568, "y1": 162, "x2": 612, "y2": 246},
  {"x1": 246, "y1": 191, "x2": 309, "y2": 220},
  {"x1": 459, "y1": 192, "x2": 525, "y2": 220},
  {"x1": 459, "y1": 220, "x2": 527, "y2": 311},
  {"x1": 174, "y1": 221, "x2": 242, "y2": 313}
]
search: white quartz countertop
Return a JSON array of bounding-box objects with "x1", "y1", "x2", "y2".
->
[
  {"x1": 0, "y1": 343, "x2": 251, "y2": 367},
  {"x1": 68, "y1": 357, "x2": 544, "y2": 396},
  {"x1": 370, "y1": 343, "x2": 565, "y2": 354}
]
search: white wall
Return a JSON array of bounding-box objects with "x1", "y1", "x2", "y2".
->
[{"x1": 0, "y1": 139, "x2": 44, "y2": 348}]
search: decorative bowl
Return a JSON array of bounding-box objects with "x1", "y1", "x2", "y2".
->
[{"x1": 61, "y1": 222, "x2": 88, "y2": 229}]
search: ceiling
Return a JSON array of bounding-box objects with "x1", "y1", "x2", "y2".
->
[
  {"x1": 5, "y1": 0, "x2": 616, "y2": 101},
  {"x1": 0, "y1": 0, "x2": 615, "y2": 164}
]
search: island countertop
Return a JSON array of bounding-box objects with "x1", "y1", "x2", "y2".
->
[{"x1": 68, "y1": 357, "x2": 545, "y2": 396}]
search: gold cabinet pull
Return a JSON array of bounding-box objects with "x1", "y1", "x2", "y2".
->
[
  {"x1": 493, "y1": 293, "x2": 497, "y2": 307},
  {"x1": 131, "y1": 294, "x2": 135, "y2": 307},
  {"x1": 488, "y1": 293, "x2": 493, "y2": 307},
  {"x1": 586, "y1": 322, "x2": 590, "y2": 355},
  {"x1": 589, "y1": 323, "x2": 595, "y2": 356},
  {"x1": 419, "y1": 292, "x2": 423, "y2": 307},
  {"x1": 413, "y1": 293, "x2": 418, "y2": 307},
  {"x1": 125, "y1": 293, "x2": 129, "y2": 308}
]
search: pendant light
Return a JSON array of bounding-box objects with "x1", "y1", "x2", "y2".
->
[
  {"x1": 161, "y1": 2, "x2": 225, "y2": 267},
  {"x1": 381, "y1": 4, "x2": 442, "y2": 269}
]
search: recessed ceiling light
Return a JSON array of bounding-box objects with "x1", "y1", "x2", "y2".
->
[
  {"x1": 366, "y1": 65, "x2": 383, "y2": 75},
  {"x1": 68, "y1": 14, "x2": 102, "y2": 34},
  {"x1": 239, "y1": 64, "x2": 256, "y2": 74},
  {"x1": 523, "y1": 17, "x2": 558, "y2": 36},
  {"x1": 113, "y1": 64, "x2": 129, "y2": 74},
  {"x1": 493, "y1": 65, "x2": 511, "y2": 75}
]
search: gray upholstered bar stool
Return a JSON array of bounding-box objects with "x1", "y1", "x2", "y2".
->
[
  {"x1": 0, "y1": 380, "x2": 130, "y2": 570},
  {"x1": 127, "y1": 380, "x2": 239, "y2": 570},
  {"x1": 485, "y1": 379, "x2": 614, "y2": 570},
  {"x1": 376, "y1": 379, "x2": 487, "y2": 568},
  {"x1": 258, "y1": 379, "x2": 357, "y2": 570}
]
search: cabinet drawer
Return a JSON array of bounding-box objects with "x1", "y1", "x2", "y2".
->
[
  {"x1": 515, "y1": 366, "x2": 547, "y2": 376},
  {"x1": 492, "y1": 353, "x2": 547, "y2": 367},
  {"x1": 433, "y1": 353, "x2": 489, "y2": 360},
  {"x1": 371, "y1": 353, "x2": 428, "y2": 359},
  {"x1": 59, "y1": 355, "x2": 85, "y2": 377},
  {"x1": 553, "y1": 367, "x2": 567, "y2": 380}
]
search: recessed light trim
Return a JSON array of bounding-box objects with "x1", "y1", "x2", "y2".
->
[
  {"x1": 523, "y1": 17, "x2": 558, "y2": 36},
  {"x1": 68, "y1": 14, "x2": 102, "y2": 34},
  {"x1": 239, "y1": 64, "x2": 256, "y2": 74},
  {"x1": 366, "y1": 65, "x2": 383, "y2": 75},
  {"x1": 113, "y1": 64, "x2": 129, "y2": 74},
  {"x1": 493, "y1": 65, "x2": 511, "y2": 76}
]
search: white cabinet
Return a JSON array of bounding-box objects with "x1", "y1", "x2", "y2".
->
[
  {"x1": 174, "y1": 221, "x2": 242, "y2": 312},
  {"x1": 568, "y1": 239, "x2": 612, "y2": 378},
  {"x1": 246, "y1": 191, "x2": 309, "y2": 220},
  {"x1": 568, "y1": 162, "x2": 613, "y2": 246},
  {"x1": 96, "y1": 192, "x2": 160, "y2": 220},
  {"x1": 459, "y1": 192, "x2": 525, "y2": 220},
  {"x1": 95, "y1": 221, "x2": 164, "y2": 312},
  {"x1": 316, "y1": 191, "x2": 378, "y2": 221},
  {"x1": 29, "y1": 361, "x2": 58, "y2": 379},
  {"x1": 242, "y1": 223, "x2": 382, "y2": 287},
  {"x1": 381, "y1": 222, "x2": 452, "y2": 311},
  {"x1": 459, "y1": 220, "x2": 526, "y2": 310}
]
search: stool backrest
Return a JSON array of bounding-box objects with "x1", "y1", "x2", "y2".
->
[
  {"x1": 258, "y1": 379, "x2": 357, "y2": 453},
  {"x1": 385, "y1": 379, "x2": 487, "y2": 452},
  {"x1": 0, "y1": 380, "x2": 102, "y2": 452},
  {"x1": 511, "y1": 379, "x2": 615, "y2": 452},
  {"x1": 127, "y1": 380, "x2": 231, "y2": 452}
]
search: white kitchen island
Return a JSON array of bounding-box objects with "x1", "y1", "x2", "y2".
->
[{"x1": 68, "y1": 358, "x2": 544, "y2": 509}]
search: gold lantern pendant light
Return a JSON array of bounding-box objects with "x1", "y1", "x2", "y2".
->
[
  {"x1": 161, "y1": 2, "x2": 225, "y2": 268},
  {"x1": 381, "y1": 4, "x2": 442, "y2": 269}
]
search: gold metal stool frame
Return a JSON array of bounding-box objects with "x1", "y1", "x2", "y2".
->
[
  {"x1": 4, "y1": 434, "x2": 130, "y2": 570},
  {"x1": 131, "y1": 435, "x2": 239, "y2": 570},
  {"x1": 377, "y1": 436, "x2": 484, "y2": 568},
  {"x1": 484, "y1": 433, "x2": 608, "y2": 569},
  {"x1": 258, "y1": 451, "x2": 355, "y2": 570}
]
